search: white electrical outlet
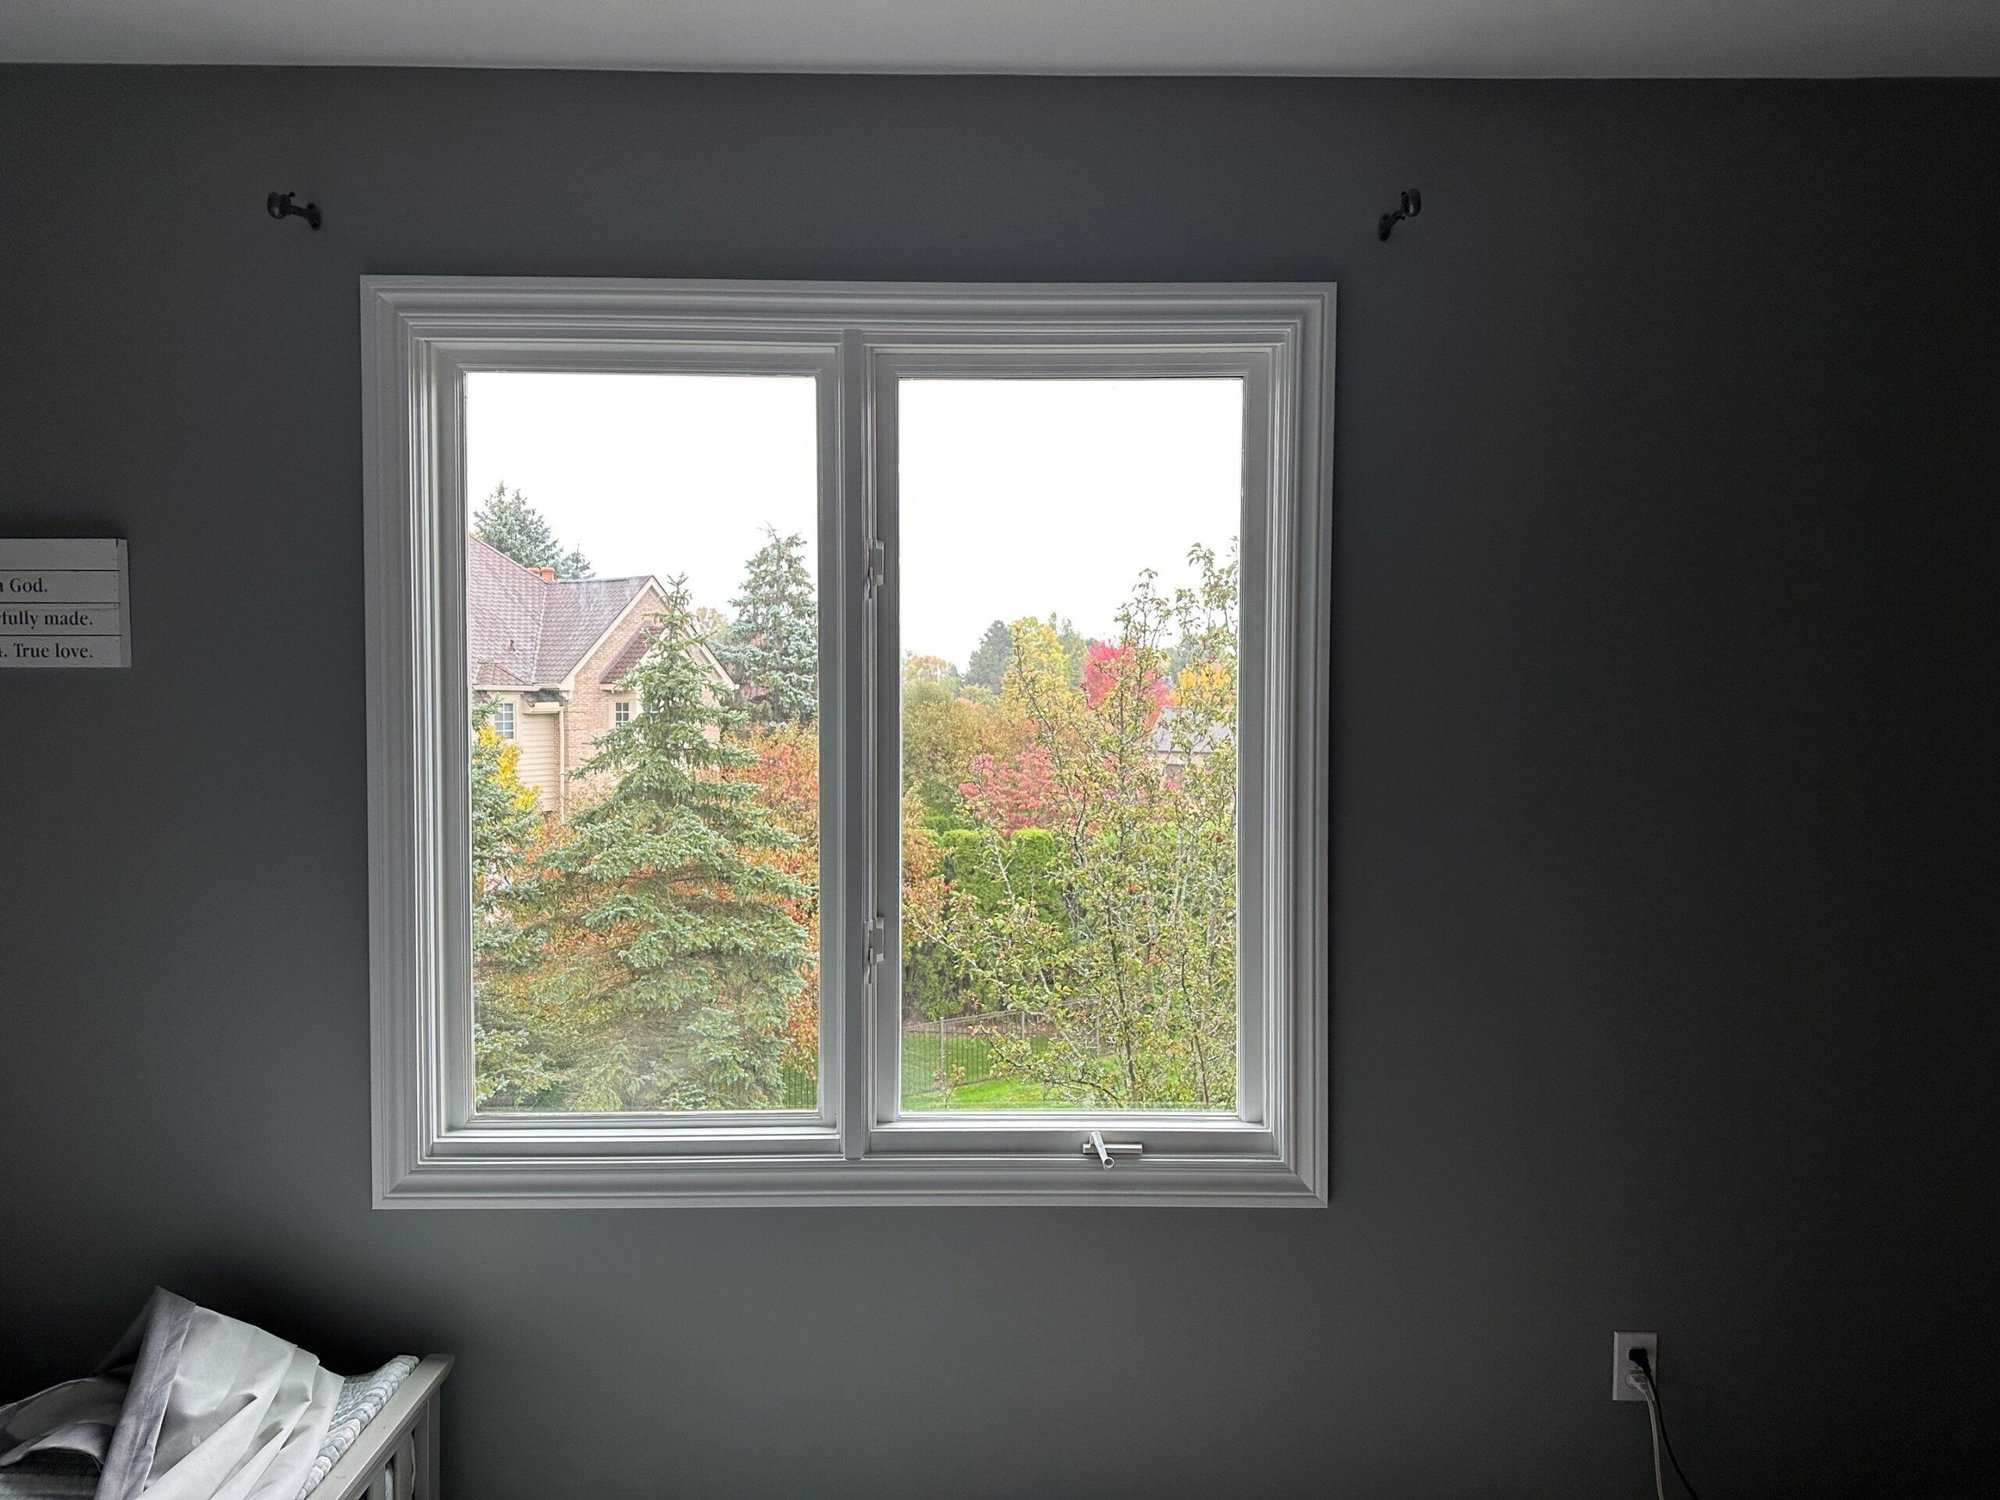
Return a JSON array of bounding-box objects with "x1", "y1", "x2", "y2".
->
[{"x1": 1612, "y1": 1332, "x2": 1658, "y2": 1401}]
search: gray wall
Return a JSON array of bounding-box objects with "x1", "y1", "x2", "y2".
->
[{"x1": 1, "y1": 69, "x2": 1993, "y2": 1497}]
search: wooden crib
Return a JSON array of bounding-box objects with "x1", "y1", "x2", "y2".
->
[{"x1": 316, "y1": 1356, "x2": 452, "y2": 1500}]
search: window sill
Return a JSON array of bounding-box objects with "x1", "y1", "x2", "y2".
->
[
  {"x1": 376, "y1": 1108, "x2": 1320, "y2": 1207},
  {"x1": 375, "y1": 1147, "x2": 1326, "y2": 1209}
]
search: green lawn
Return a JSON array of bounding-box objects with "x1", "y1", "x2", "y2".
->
[
  {"x1": 898, "y1": 1029, "x2": 1071, "y2": 1110},
  {"x1": 903, "y1": 1073, "x2": 1064, "y2": 1109},
  {"x1": 775, "y1": 1030, "x2": 1075, "y2": 1111}
]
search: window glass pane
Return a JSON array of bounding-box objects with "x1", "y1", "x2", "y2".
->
[
  {"x1": 466, "y1": 372, "x2": 820, "y2": 1112},
  {"x1": 898, "y1": 379, "x2": 1242, "y2": 1112}
]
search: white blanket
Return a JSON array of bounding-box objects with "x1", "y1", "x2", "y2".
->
[{"x1": 0, "y1": 1289, "x2": 342, "y2": 1500}]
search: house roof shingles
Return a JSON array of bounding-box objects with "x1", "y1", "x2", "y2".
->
[
  {"x1": 467, "y1": 536, "x2": 652, "y2": 689},
  {"x1": 595, "y1": 628, "x2": 658, "y2": 685},
  {"x1": 533, "y1": 575, "x2": 653, "y2": 681}
]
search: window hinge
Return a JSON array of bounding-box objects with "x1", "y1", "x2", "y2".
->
[
  {"x1": 1082, "y1": 1130, "x2": 1144, "y2": 1169},
  {"x1": 863, "y1": 539, "x2": 886, "y2": 595},
  {"x1": 863, "y1": 915, "x2": 887, "y2": 970}
]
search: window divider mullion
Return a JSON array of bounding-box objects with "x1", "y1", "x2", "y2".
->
[
  {"x1": 865, "y1": 341, "x2": 904, "y2": 1143},
  {"x1": 838, "y1": 328, "x2": 872, "y2": 1160}
]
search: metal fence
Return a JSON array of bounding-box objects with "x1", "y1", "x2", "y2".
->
[
  {"x1": 902, "y1": 1010, "x2": 1042, "y2": 1092},
  {"x1": 719, "y1": 1010, "x2": 1046, "y2": 1108}
]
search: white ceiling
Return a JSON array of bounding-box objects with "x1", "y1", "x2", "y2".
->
[{"x1": 3, "y1": 1, "x2": 1996, "y2": 77}]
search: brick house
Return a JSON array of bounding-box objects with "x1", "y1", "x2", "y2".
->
[{"x1": 468, "y1": 536, "x2": 734, "y2": 818}]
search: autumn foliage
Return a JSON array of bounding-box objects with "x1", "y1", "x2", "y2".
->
[{"x1": 472, "y1": 531, "x2": 1241, "y2": 1114}]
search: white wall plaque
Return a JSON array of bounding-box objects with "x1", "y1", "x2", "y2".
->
[{"x1": 0, "y1": 539, "x2": 131, "y2": 669}]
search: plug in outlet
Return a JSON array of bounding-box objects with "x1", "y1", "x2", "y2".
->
[{"x1": 1612, "y1": 1332, "x2": 1658, "y2": 1401}]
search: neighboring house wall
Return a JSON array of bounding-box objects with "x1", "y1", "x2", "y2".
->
[
  {"x1": 469, "y1": 538, "x2": 735, "y2": 818},
  {"x1": 511, "y1": 703, "x2": 560, "y2": 811},
  {"x1": 564, "y1": 593, "x2": 669, "y2": 809}
]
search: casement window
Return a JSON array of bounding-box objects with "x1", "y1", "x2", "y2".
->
[{"x1": 364, "y1": 278, "x2": 1331, "y2": 1206}]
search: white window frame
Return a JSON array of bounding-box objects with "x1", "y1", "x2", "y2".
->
[
  {"x1": 488, "y1": 698, "x2": 515, "y2": 740},
  {"x1": 611, "y1": 699, "x2": 631, "y2": 727},
  {"x1": 363, "y1": 277, "x2": 1331, "y2": 1207}
]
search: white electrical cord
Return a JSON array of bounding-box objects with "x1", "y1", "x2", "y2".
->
[{"x1": 1635, "y1": 1370, "x2": 1669, "y2": 1500}]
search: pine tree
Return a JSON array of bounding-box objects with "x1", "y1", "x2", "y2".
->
[
  {"x1": 717, "y1": 528, "x2": 817, "y2": 726},
  {"x1": 498, "y1": 577, "x2": 811, "y2": 1109},
  {"x1": 469, "y1": 701, "x2": 556, "y2": 1105},
  {"x1": 965, "y1": 619, "x2": 1013, "y2": 692},
  {"x1": 472, "y1": 483, "x2": 594, "y2": 579},
  {"x1": 470, "y1": 701, "x2": 539, "y2": 928}
]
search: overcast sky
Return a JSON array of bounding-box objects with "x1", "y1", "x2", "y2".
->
[{"x1": 466, "y1": 372, "x2": 1241, "y2": 668}]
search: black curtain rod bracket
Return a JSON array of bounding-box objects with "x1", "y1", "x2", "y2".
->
[
  {"x1": 1378, "y1": 188, "x2": 1422, "y2": 242},
  {"x1": 266, "y1": 191, "x2": 321, "y2": 231}
]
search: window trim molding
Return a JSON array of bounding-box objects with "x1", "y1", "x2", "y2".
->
[{"x1": 363, "y1": 277, "x2": 1332, "y2": 1208}]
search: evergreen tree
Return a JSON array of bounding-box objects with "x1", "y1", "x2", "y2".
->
[
  {"x1": 965, "y1": 619, "x2": 1013, "y2": 692},
  {"x1": 469, "y1": 700, "x2": 557, "y2": 1105},
  {"x1": 470, "y1": 701, "x2": 539, "y2": 930},
  {"x1": 472, "y1": 483, "x2": 594, "y2": 579},
  {"x1": 490, "y1": 578, "x2": 812, "y2": 1109},
  {"x1": 718, "y1": 528, "x2": 817, "y2": 726}
]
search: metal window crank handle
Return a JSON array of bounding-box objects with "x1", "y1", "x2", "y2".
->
[{"x1": 1082, "y1": 1130, "x2": 1143, "y2": 1168}]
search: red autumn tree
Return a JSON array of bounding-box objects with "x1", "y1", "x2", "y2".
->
[
  {"x1": 1082, "y1": 640, "x2": 1169, "y2": 725},
  {"x1": 958, "y1": 744, "x2": 1057, "y2": 833}
]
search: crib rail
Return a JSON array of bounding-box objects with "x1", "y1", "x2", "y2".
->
[{"x1": 318, "y1": 1355, "x2": 452, "y2": 1500}]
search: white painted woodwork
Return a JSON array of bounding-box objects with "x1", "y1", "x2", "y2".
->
[
  {"x1": 319, "y1": 1356, "x2": 452, "y2": 1500},
  {"x1": 5, "y1": 1, "x2": 1991, "y2": 78},
  {"x1": 363, "y1": 278, "x2": 1330, "y2": 1206}
]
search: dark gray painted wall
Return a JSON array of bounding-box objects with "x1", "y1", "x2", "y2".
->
[{"x1": 1, "y1": 68, "x2": 1993, "y2": 1498}]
